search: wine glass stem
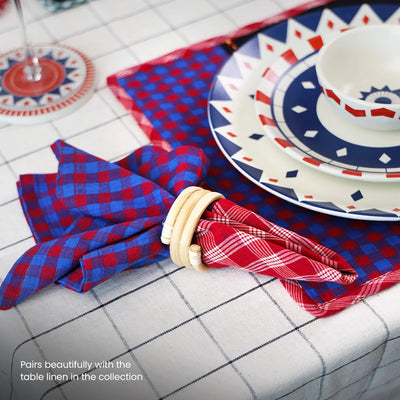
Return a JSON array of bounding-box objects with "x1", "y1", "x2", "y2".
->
[{"x1": 13, "y1": 0, "x2": 41, "y2": 81}]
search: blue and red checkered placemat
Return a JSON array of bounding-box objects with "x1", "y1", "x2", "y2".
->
[{"x1": 108, "y1": 1, "x2": 400, "y2": 317}]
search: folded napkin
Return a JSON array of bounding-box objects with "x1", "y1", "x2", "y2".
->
[
  {"x1": 0, "y1": 140, "x2": 356, "y2": 311},
  {"x1": 192, "y1": 197, "x2": 355, "y2": 284}
]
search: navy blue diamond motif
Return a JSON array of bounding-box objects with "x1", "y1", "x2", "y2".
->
[
  {"x1": 286, "y1": 170, "x2": 298, "y2": 178},
  {"x1": 351, "y1": 190, "x2": 363, "y2": 201},
  {"x1": 249, "y1": 133, "x2": 264, "y2": 140}
]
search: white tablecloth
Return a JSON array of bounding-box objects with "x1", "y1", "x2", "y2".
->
[{"x1": 1, "y1": 0, "x2": 400, "y2": 399}]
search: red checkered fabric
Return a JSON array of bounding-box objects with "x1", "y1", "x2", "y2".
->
[{"x1": 196, "y1": 199, "x2": 356, "y2": 285}]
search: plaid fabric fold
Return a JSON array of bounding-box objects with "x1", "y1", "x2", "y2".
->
[
  {"x1": 0, "y1": 140, "x2": 209, "y2": 310},
  {"x1": 196, "y1": 199, "x2": 356, "y2": 285}
]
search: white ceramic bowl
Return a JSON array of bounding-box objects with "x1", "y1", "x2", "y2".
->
[{"x1": 315, "y1": 25, "x2": 400, "y2": 131}]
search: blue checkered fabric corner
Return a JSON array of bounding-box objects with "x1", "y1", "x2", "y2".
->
[{"x1": 0, "y1": 140, "x2": 209, "y2": 310}]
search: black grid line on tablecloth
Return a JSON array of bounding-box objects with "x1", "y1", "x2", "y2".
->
[
  {"x1": 8, "y1": 270, "x2": 277, "y2": 399},
  {"x1": 3, "y1": 271, "x2": 400, "y2": 400},
  {"x1": 13, "y1": 307, "x2": 68, "y2": 400},
  {"x1": 90, "y1": 290, "x2": 162, "y2": 399},
  {"x1": 360, "y1": 302, "x2": 390, "y2": 397},
  {"x1": 273, "y1": 339, "x2": 386, "y2": 400},
  {"x1": 8, "y1": 269, "x2": 398, "y2": 400},
  {"x1": 255, "y1": 274, "x2": 328, "y2": 398},
  {"x1": 158, "y1": 319, "x2": 318, "y2": 400},
  {"x1": 162, "y1": 265, "x2": 258, "y2": 399}
]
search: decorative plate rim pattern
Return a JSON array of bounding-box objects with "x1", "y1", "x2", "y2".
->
[{"x1": 208, "y1": 3, "x2": 400, "y2": 221}]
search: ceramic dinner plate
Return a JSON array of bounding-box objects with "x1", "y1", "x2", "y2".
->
[{"x1": 208, "y1": 3, "x2": 400, "y2": 221}]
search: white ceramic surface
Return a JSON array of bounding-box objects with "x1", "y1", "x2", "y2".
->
[{"x1": 316, "y1": 25, "x2": 400, "y2": 130}]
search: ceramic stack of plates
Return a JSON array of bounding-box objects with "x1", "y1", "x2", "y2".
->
[{"x1": 208, "y1": 2, "x2": 400, "y2": 221}]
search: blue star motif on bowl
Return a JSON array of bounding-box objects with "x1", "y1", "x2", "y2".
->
[{"x1": 360, "y1": 86, "x2": 400, "y2": 105}]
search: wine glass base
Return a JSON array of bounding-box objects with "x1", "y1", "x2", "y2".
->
[{"x1": 0, "y1": 44, "x2": 95, "y2": 124}]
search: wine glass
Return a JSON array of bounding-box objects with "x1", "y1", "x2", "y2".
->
[{"x1": 0, "y1": 0, "x2": 95, "y2": 124}]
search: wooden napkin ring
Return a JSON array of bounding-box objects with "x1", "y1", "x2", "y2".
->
[{"x1": 161, "y1": 186, "x2": 224, "y2": 271}]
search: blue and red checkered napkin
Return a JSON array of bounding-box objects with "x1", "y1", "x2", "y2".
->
[
  {"x1": 0, "y1": 140, "x2": 356, "y2": 310},
  {"x1": 0, "y1": 140, "x2": 209, "y2": 310}
]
